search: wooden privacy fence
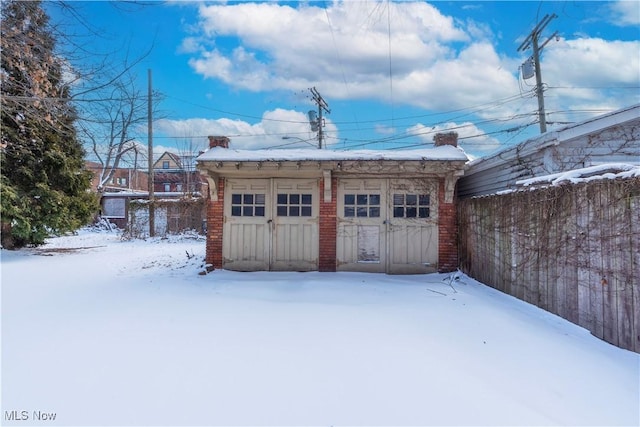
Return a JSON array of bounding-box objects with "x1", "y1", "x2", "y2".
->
[{"x1": 458, "y1": 177, "x2": 640, "y2": 353}]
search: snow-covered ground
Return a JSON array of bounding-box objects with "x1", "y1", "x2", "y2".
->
[{"x1": 1, "y1": 229, "x2": 638, "y2": 426}]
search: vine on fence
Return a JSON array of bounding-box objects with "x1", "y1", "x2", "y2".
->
[{"x1": 458, "y1": 176, "x2": 639, "y2": 352}]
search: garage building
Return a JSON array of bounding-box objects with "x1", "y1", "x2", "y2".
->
[{"x1": 197, "y1": 135, "x2": 467, "y2": 274}]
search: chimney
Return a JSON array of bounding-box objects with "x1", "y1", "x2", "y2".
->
[
  {"x1": 433, "y1": 132, "x2": 458, "y2": 147},
  {"x1": 208, "y1": 135, "x2": 230, "y2": 149}
]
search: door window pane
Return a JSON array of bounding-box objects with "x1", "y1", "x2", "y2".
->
[
  {"x1": 277, "y1": 193, "x2": 312, "y2": 217},
  {"x1": 231, "y1": 193, "x2": 265, "y2": 217},
  {"x1": 344, "y1": 193, "x2": 380, "y2": 218},
  {"x1": 393, "y1": 193, "x2": 430, "y2": 218}
]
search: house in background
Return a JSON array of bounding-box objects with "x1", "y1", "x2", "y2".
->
[
  {"x1": 457, "y1": 104, "x2": 640, "y2": 198},
  {"x1": 87, "y1": 152, "x2": 208, "y2": 231},
  {"x1": 197, "y1": 134, "x2": 467, "y2": 274},
  {"x1": 85, "y1": 161, "x2": 147, "y2": 193},
  {"x1": 153, "y1": 151, "x2": 205, "y2": 194}
]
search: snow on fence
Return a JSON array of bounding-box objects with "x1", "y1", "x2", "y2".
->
[{"x1": 458, "y1": 177, "x2": 640, "y2": 353}]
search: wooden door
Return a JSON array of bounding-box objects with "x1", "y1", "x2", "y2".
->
[
  {"x1": 271, "y1": 179, "x2": 319, "y2": 271},
  {"x1": 387, "y1": 179, "x2": 439, "y2": 274},
  {"x1": 223, "y1": 179, "x2": 270, "y2": 271},
  {"x1": 336, "y1": 179, "x2": 387, "y2": 272}
]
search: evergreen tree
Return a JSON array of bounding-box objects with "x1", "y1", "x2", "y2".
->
[{"x1": 1, "y1": 0, "x2": 97, "y2": 249}]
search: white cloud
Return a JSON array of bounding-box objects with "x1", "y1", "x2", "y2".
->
[
  {"x1": 608, "y1": 1, "x2": 640, "y2": 26},
  {"x1": 154, "y1": 108, "x2": 332, "y2": 150},
  {"x1": 186, "y1": 2, "x2": 640, "y2": 114},
  {"x1": 407, "y1": 121, "x2": 502, "y2": 155},
  {"x1": 187, "y1": 1, "x2": 509, "y2": 110},
  {"x1": 542, "y1": 37, "x2": 640, "y2": 110},
  {"x1": 545, "y1": 38, "x2": 639, "y2": 86},
  {"x1": 177, "y1": 37, "x2": 201, "y2": 54},
  {"x1": 374, "y1": 124, "x2": 396, "y2": 135},
  {"x1": 176, "y1": 1, "x2": 638, "y2": 152},
  {"x1": 393, "y1": 42, "x2": 519, "y2": 111}
]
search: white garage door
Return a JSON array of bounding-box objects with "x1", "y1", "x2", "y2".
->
[
  {"x1": 337, "y1": 178, "x2": 438, "y2": 274},
  {"x1": 223, "y1": 179, "x2": 318, "y2": 271}
]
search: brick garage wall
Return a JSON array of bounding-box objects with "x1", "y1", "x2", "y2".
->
[
  {"x1": 319, "y1": 176, "x2": 337, "y2": 272},
  {"x1": 438, "y1": 178, "x2": 458, "y2": 272},
  {"x1": 205, "y1": 175, "x2": 459, "y2": 273},
  {"x1": 206, "y1": 178, "x2": 224, "y2": 269}
]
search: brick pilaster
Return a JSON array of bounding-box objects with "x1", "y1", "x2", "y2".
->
[
  {"x1": 318, "y1": 177, "x2": 337, "y2": 272},
  {"x1": 206, "y1": 178, "x2": 224, "y2": 269},
  {"x1": 438, "y1": 178, "x2": 458, "y2": 272}
]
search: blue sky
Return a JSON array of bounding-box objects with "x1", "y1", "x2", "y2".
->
[{"x1": 46, "y1": 1, "x2": 640, "y2": 160}]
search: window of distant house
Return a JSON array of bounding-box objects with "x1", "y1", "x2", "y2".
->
[
  {"x1": 117, "y1": 177, "x2": 127, "y2": 186},
  {"x1": 344, "y1": 194, "x2": 380, "y2": 218},
  {"x1": 231, "y1": 193, "x2": 265, "y2": 217},
  {"x1": 176, "y1": 183, "x2": 183, "y2": 192},
  {"x1": 277, "y1": 193, "x2": 312, "y2": 217},
  {"x1": 163, "y1": 183, "x2": 171, "y2": 192},
  {"x1": 393, "y1": 193, "x2": 430, "y2": 218},
  {"x1": 162, "y1": 161, "x2": 170, "y2": 169}
]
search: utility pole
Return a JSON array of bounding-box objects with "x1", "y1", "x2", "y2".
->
[
  {"x1": 309, "y1": 87, "x2": 330, "y2": 149},
  {"x1": 518, "y1": 13, "x2": 558, "y2": 134},
  {"x1": 147, "y1": 69, "x2": 155, "y2": 237}
]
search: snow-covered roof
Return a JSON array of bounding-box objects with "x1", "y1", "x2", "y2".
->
[
  {"x1": 196, "y1": 145, "x2": 468, "y2": 163},
  {"x1": 465, "y1": 104, "x2": 640, "y2": 171},
  {"x1": 493, "y1": 163, "x2": 640, "y2": 195},
  {"x1": 516, "y1": 163, "x2": 640, "y2": 188}
]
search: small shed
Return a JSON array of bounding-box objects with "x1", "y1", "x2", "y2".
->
[{"x1": 197, "y1": 136, "x2": 468, "y2": 274}]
